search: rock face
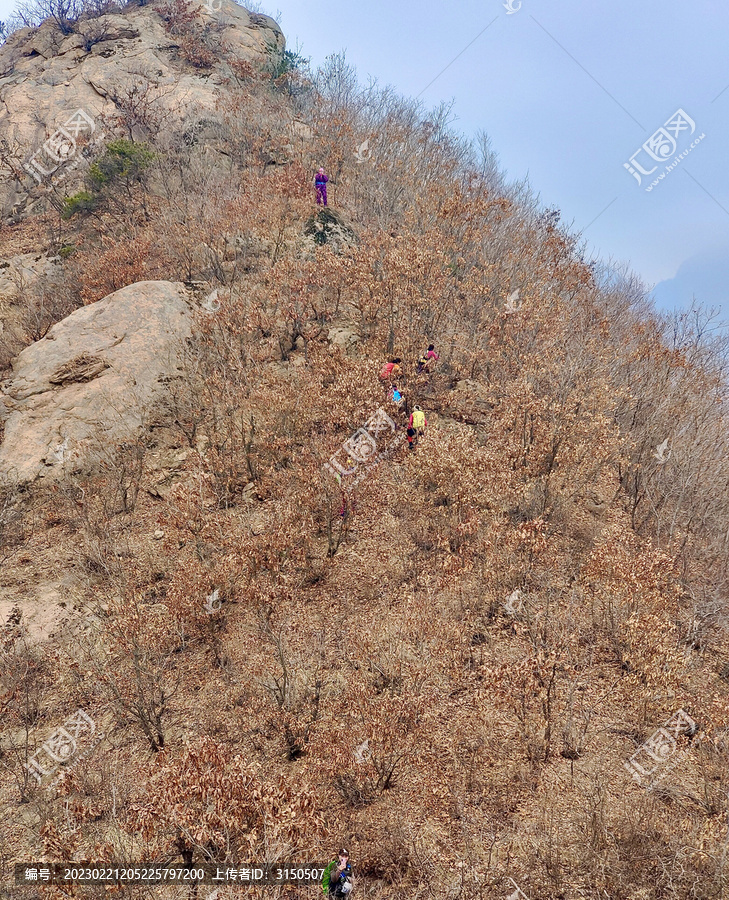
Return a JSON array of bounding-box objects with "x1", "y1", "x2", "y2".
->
[
  {"x1": 0, "y1": 1, "x2": 284, "y2": 218},
  {"x1": 0, "y1": 280, "x2": 193, "y2": 483},
  {"x1": 0, "y1": 253, "x2": 62, "y2": 308},
  {"x1": 303, "y1": 208, "x2": 356, "y2": 251}
]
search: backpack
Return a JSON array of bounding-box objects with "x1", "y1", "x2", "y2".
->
[
  {"x1": 326, "y1": 862, "x2": 353, "y2": 897},
  {"x1": 334, "y1": 870, "x2": 353, "y2": 897},
  {"x1": 412, "y1": 409, "x2": 425, "y2": 429}
]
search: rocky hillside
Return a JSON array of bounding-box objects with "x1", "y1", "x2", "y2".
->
[
  {"x1": 0, "y1": 0, "x2": 282, "y2": 219},
  {"x1": 1, "y1": 3, "x2": 729, "y2": 900}
]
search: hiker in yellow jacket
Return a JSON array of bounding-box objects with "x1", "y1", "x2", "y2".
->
[{"x1": 408, "y1": 405, "x2": 427, "y2": 436}]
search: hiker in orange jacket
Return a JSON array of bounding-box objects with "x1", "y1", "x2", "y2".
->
[{"x1": 380, "y1": 358, "x2": 402, "y2": 381}]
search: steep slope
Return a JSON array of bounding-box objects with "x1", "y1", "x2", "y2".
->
[{"x1": 0, "y1": 5, "x2": 728, "y2": 900}]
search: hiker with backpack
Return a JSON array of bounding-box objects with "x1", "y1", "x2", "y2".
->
[
  {"x1": 408, "y1": 405, "x2": 427, "y2": 436},
  {"x1": 322, "y1": 849, "x2": 353, "y2": 897},
  {"x1": 380, "y1": 358, "x2": 402, "y2": 382},
  {"x1": 315, "y1": 167, "x2": 329, "y2": 206},
  {"x1": 416, "y1": 344, "x2": 439, "y2": 374}
]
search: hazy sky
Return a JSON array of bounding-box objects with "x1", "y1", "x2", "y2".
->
[
  {"x1": 268, "y1": 0, "x2": 729, "y2": 316},
  {"x1": 1, "y1": 0, "x2": 727, "y2": 315}
]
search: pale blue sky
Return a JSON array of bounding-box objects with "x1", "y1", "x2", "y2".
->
[{"x1": 2, "y1": 0, "x2": 727, "y2": 314}]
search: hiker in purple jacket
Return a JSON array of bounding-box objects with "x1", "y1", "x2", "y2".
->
[{"x1": 315, "y1": 167, "x2": 328, "y2": 206}]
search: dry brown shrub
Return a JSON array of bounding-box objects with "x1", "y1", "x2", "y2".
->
[
  {"x1": 76, "y1": 233, "x2": 164, "y2": 303},
  {"x1": 157, "y1": 0, "x2": 197, "y2": 34},
  {"x1": 179, "y1": 33, "x2": 217, "y2": 69}
]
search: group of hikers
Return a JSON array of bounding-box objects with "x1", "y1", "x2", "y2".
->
[
  {"x1": 312, "y1": 164, "x2": 438, "y2": 445},
  {"x1": 380, "y1": 345, "x2": 438, "y2": 450},
  {"x1": 336, "y1": 345, "x2": 437, "y2": 524},
  {"x1": 314, "y1": 160, "x2": 438, "y2": 510}
]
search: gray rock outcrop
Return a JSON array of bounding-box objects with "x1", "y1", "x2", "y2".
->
[
  {"x1": 0, "y1": 279, "x2": 192, "y2": 483},
  {"x1": 0, "y1": 1, "x2": 284, "y2": 218}
]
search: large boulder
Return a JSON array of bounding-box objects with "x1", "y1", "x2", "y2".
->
[
  {"x1": 0, "y1": 1, "x2": 284, "y2": 218},
  {"x1": 0, "y1": 280, "x2": 193, "y2": 483}
]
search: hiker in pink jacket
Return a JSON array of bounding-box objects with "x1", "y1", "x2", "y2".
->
[
  {"x1": 416, "y1": 344, "x2": 439, "y2": 374},
  {"x1": 315, "y1": 167, "x2": 329, "y2": 206}
]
